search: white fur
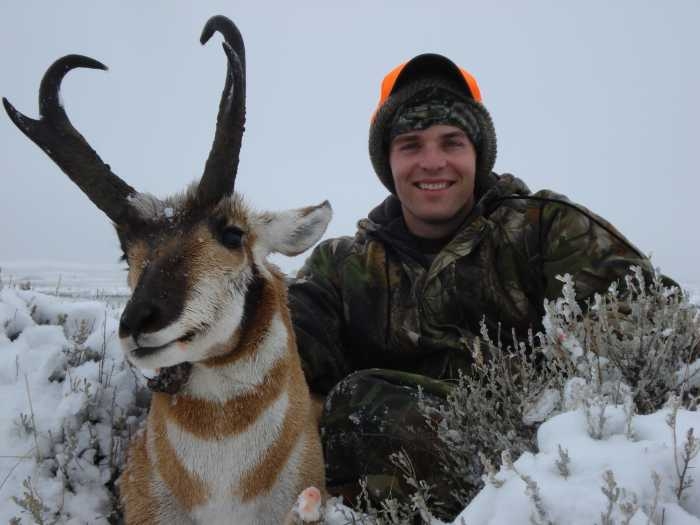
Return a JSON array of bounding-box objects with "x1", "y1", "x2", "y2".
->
[
  {"x1": 185, "y1": 314, "x2": 290, "y2": 401},
  {"x1": 127, "y1": 192, "x2": 168, "y2": 220},
  {"x1": 253, "y1": 201, "x2": 332, "y2": 258},
  {"x1": 121, "y1": 270, "x2": 251, "y2": 370},
  {"x1": 168, "y1": 391, "x2": 288, "y2": 490},
  {"x1": 126, "y1": 184, "x2": 199, "y2": 222}
]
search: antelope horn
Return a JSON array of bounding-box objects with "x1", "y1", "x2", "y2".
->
[
  {"x1": 197, "y1": 15, "x2": 246, "y2": 207},
  {"x1": 2, "y1": 55, "x2": 137, "y2": 225}
]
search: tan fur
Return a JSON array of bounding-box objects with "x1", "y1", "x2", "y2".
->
[
  {"x1": 153, "y1": 357, "x2": 288, "y2": 439},
  {"x1": 119, "y1": 229, "x2": 326, "y2": 523},
  {"x1": 201, "y1": 259, "x2": 278, "y2": 369},
  {"x1": 310, "y1": 394, "x2": 326, "y2": 427},
  {"x1": 185, "y1": 223, "x2": 249, "y2": 279},
  {"x1": 126, "y1": 240, "x2": 150, "y2": 289},
  {"x1": 119, "y1": 431, "x2": 158, "y2": 525},
  {"x1": 239, "y1": 339, "x2": 316, "y2": 500},
  {"x1": 150, "y1": 405, "x2": 209, "y2": 511}
]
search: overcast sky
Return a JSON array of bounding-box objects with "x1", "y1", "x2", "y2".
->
[{"x1": 1, "y1": 1, "x2": 698, "y2": 284}]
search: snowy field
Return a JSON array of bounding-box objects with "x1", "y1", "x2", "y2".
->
[
  {"x1": 0, "y1": 261, "x2": 130, "y2": 308},
  {"x1": 0, "y1": 261, "x2": 698, "y2": 524},
  {"x1": 0, "y1": 265, "x2": 141, "y2": 524}
]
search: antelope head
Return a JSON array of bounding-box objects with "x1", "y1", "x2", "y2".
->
[{"x1": 3, "y1": 16, "x2": 331, "y2": 375}]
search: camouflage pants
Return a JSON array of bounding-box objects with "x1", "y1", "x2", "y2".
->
[{"x1": 320, "y1": 368, "x2": 462, "y2": 519}]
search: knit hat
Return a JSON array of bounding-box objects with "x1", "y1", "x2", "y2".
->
[
  {"x1": 388, "y1": 89, "x2": 481, "y2": 146},
  {"x1": 369, "y1": 54, "x2": 497, "y2": 196}
]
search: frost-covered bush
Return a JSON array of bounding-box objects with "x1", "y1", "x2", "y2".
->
[
  {"x1": 425, "y1": 269, "x2": 697, "y2": 505},
  {"x1": 331, "y1": 451, "x2": 443, "y2": 525},
  {"x1": 540, "y1": 267, "x2": 699, "y2": 413},
  {"x1": 416, "y1": 322, "x2": 575, "y2": 511},
  {"x1": 338, "y1": 268, "x2": 699, "y2": 524},
  {"x1": 0, "y1": 287, "x2": 149, "y2": 524},
  {"x1": 286, "y1": 450, "x2": 447, "y2": 525}
]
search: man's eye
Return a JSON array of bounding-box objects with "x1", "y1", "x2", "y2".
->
[
  {"x1": 399, "y1": 142, "x2": 419, "y2": 151},
  {"x1": 444, "y1": 139, "x2": 465, "y2": 148},
  {"x1": 221, "y1": 227, "x2": 244, "y2": 249}
]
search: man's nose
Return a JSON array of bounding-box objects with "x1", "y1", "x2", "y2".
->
[{"x1": 418, "y1": 146, "x2": 447, "y2": 171}]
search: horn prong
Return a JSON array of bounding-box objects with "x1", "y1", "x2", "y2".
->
[
  {"x1": 38, "y1": 55, "x2": 107, "y2": 119},
  {"x1": 3, "y1": 55, "x2": 137, "y2": 225}
]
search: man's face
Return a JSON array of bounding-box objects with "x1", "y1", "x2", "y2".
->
[{"x1": 389, "y1": 124, "x2": 477, "y2": 239}]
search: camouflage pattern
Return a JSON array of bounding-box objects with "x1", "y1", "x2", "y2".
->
[
  {"x1": 288, "y1": 172, "x2": 654, "y2": 511},
  {"x1": 389, "y1": 88, "x2": 481, "y2": 146},
  {"x1": 320, "y1": 369, "x2": 458, "y2": 518}
]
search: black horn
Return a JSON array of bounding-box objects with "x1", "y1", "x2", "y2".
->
[
  {"x1": 2, "y1": 55, "x2": 137, "y2": 225},
  {"x1": 197, "y1": 15, "x2": 246, "y2": 207}
]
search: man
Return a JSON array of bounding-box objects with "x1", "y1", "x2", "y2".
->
[{"x1": 288, "y1": 53, "x2": 653, "y2": 515}]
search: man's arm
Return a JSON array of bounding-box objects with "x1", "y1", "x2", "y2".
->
[{"x1": 289, "y1": 238, "x2": 354, "y2": 395}]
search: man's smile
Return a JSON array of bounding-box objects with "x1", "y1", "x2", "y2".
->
[{"x1": 414, "y1": 180, "x2": 455, "y2": 191}]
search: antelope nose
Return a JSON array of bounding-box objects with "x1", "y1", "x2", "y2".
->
[{"x1": 119, "y1": 300, "x2": 162, "y2": 338}]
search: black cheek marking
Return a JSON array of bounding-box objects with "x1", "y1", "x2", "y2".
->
[{"x1": 237, "y1": 265, "x2": 265, "y2": 336}]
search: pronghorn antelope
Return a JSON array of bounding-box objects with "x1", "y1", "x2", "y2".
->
[{"x1": 3, "y1": 15, "x2": 329, "y2": 525}]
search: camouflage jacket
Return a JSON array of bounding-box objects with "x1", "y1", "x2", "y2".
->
[{"x1": 289, "y1": 173, "x2": 653, "y2": 395}]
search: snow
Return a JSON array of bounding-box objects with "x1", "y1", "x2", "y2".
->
[
  {"x1": 0, "y1": 261, "x2": 130, "y2": 307},
  {"x1": 0, "y1": 264, "x2": 698, "y2": 523},
  {"x1": 523, "y1": 388, "x2": 561, "y2": 425},
  {"x1": 0, "y1": 277, "x2": 146, "y2": 524},
  {"x1": 455, "y1": 406, "x2": 700, "y2": 525}
]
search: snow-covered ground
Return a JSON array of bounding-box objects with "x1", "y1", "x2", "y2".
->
[
  {"x1": 0, "y1": 261, "x2": 130, "y2": 308},
  {"x1": 454, "y1": 403, "x2": 700, "y2": 524},
  {"x1": 0, "y1": 284, "x2": 144, "y2": 523},
  {"x1": 0, "y1": 262, "x2": 698, "y2": 524}
]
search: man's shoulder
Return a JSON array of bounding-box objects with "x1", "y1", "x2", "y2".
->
[
  {"x1": 509, "y1": 188, "x2": 605, "y2": 225},
  {"x1": 482, "y1": 179, "x2": 619, "y2": 242},
  {"x1": 484, "y1": 179, "x2": 581, "y2": 219},
  {"x1": 489, "y1": 183, "x2": 643, "y2": 258},
  {"x1": 298, "y1": 232, "x2": 387, "y2": 288}
]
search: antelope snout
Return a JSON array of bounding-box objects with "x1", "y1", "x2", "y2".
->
[{"x1": 119, "y1": 299, "x2": 164, "y2": 339}]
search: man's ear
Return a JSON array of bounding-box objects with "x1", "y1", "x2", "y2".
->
[{"x1": 254, "y1": 201, "x2": 332, "y2": 257}]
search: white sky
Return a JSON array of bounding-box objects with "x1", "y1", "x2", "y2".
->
[{"x1": 1, "y1": 1, "x2": 698, "y2": 283}]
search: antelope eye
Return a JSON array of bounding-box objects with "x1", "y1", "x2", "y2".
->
[{"x1": 221, "y1": 227, "x2": 244, "y2": 249}]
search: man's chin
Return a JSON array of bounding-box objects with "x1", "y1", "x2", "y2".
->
[
  {"x1": 414, "y1": 207, "x2": 470, "y2": 226},
  {"x1": 401, "y1": 203, "x2": 473, "y2": 238}
]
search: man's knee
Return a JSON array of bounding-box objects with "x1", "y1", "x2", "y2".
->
[{"x1": 320, "y1": 368, "x2": 449, "y2": 484}]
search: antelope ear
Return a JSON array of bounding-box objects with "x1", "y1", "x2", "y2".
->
[{"x1": 255, "y1": 201, "x2": 332, "y2": 257}]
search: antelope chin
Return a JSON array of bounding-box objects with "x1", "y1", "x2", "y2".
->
[{"x1": 145, "y1": 361, "x2": 193, "y2": 394}]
